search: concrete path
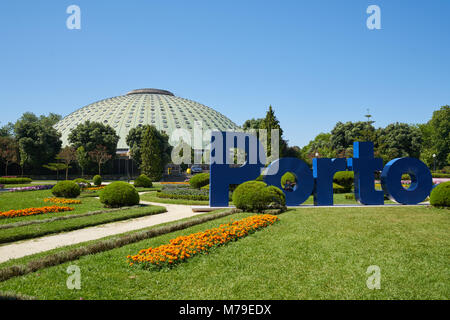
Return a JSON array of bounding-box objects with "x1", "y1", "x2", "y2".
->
[{"x1": 0, "y1": 201, "x2": 202, "y2": 264}]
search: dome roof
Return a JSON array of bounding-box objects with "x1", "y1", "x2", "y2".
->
[{"x1": 55, "y1": 89, "x2": 240, "y2": 150}]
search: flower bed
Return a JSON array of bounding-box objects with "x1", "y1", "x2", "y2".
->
[
  {"x1": 0, "y1": 206, "x2": 74, "y2": 219},
  {"x1": 2, "y1": 185, "x2": 54, "y2": 192},
  {"x1": 127, "y1": 214, "x2": 279, "y2": 269},
  {"x1": 82, "y1": 186, "x2": 105, "y2": 191},
  {"x1": 44, "y1": 198, "x2": 82, "y2": 205}
]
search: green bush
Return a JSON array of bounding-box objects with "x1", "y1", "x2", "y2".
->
[
  {"x1": 281, "y1": 172, "x2": 296, "y2": 189},
  {"x1": 134, "y1": 174, "x2": 153, "y2": 188},
  {"x1": 232, "y1": 181, "x2": 286, "y2": 213},
  {"x1": 73, "y1": 178, "x2": 91, "y2": 187},
  {"x1": 189, "y1": 173, "x2": 210, "y2": 189},
  {"x1": 201, "y1": 184, "x2": 209, "y2": 190},
  {"x1": 51, "y1": 181, "x2": 81, "y2": 198},
  {"x1": 93, "y1": 175, "x2": 102, "y2": 186},
  {"x1": 99, "y1": 182, "x2": 140, "y2": 208},
  {"x1": 0, "y1": 178, "x2": 32, "y2": 185},
  {"x1": 333, "y1": 171, "x2": 354, "y2": 192},
  {"x1": 430, "y1": 182, "x2": 450, "y2": 208},
  {"x1": 333, "y1": 183, "x2": 347, "y2": 194}
]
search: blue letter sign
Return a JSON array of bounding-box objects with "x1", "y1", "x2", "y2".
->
[{"x1": 209, "y1": 133, "x2": 433, "y2": 207}]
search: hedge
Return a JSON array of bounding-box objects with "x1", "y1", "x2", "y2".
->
[
  {"x1": 432, "y1": 173, "x2": 450, "y2": 178},
  {"x1": 189, "y1": 173, "x2": 210, "y2": 189},
  {"x1": 157, "y1": 192, "x2": 209, "y2": 201},
  {"x1": 0, "y1": 178, "x2": 32, "y2": 185}
]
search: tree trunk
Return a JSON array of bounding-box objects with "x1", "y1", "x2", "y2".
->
[
  {"x1": 98, "y1": 162, "x2": 101, "y2": 176},
  {"x1": 66, "y1": 167, "x2": 69, "y2": 180},
  {"x1": 5, "y1": 161, "x2": 8, "y2": 176}
]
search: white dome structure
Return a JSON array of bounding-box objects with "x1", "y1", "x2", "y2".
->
[{"x1": 55, "y1": 89, "x2": 240, "y2": 150}]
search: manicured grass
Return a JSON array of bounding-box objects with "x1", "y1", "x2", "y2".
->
[
  {"x1": 0, "y1": 205, "x2": 166, "y2": 244},
  {"x1": 0, "y1": 190, "x2": 105, "y2": 225},
  {"x1": 0, "y1": 206, "x2": 448, "y2": 299}
]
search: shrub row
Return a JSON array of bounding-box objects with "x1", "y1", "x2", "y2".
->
[
  {"x1": 0, "y1": 178, "x2": 32, "y2": 185},
  {"x1": 432, "y1": 173, "x2": 450, "y2": 178},
  {"x1": 189, "y1": 173, "x2": 210, "y2": 189},
  {"x1": 157, "y1": 192, "x2": 209, "y2": 201}
]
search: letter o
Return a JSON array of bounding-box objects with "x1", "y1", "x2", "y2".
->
[
  {"x1": 381, "y1": 158, "x2": 433, "y2": 205},
  {"x1": 264, "y1": 157, "x2": 314, "y2": 206}
]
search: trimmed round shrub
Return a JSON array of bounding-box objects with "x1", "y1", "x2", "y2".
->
[
  {"x1": 281, "y1": 172, "x2": 296, "y2": 190},
  {"x1": 201, "y1": 184, "x2": 209, "y2": 190},
  {"x1": 430, "y1": 182, "x2": 450, "y2": 208},
  {"x1": 232, "y1": 181, "x2": 286, "y2": 212},
  {"x1": 333, "y1": 171, "x2": 354, "y2": 192},
  {"x1": 99, "y1": 182, "x2": 140, "y2": 208},
  {"x1": 134, "y1": 174, "x2": 153, "y2": 188},
  {"x1": 189, "y1": 173, "x2": 210, "y2": 189},
  {"x1": 51, "y1": 181, "x2": 81, "y2": 198},
  {"x1": 93, "y1": 175, "x2": 102, "y2": 187},
  {"x1": 73, "y1": 178, "x2": 91, "y2": 187}
]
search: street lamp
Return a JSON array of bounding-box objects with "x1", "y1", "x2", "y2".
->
[
  {"x1": 433, "y1": 153, "x2": 436, "y2": 172},
  {"x1": 315, "y1": 152, "x2": 319, "y2": 158}
]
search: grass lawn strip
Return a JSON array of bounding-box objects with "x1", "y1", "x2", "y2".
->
[
  {"x1": 0, "y1": 206, "x2": 446, "y2": 299},
  {"x1": 0, "y1": 205, "x2": 143, "y2": 231},
  {"x1": 0, "y1": 209, "x2": 238, "y2": 283},
  {"x1": 0, "y1": 205, "x2": 167, "y2": 244}
]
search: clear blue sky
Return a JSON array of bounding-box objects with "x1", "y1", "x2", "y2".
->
[{"x1": 0, "y1": 0, "x2": 449, "y2": 147}]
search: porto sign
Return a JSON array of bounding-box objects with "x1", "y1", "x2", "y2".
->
[{"x1": 209, "y1": 132, "x2": 433, "y2": 207}]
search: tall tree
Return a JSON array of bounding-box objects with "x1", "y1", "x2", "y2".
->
[
  {"x1": 426, "y1": 105, "x2": 450, "y2": 168},
  {"x1": 14, "y1": 112, "x2": 62, "y2": 171},
  {"x1": 88, "y1": 145, "x2": 112, "y2": 175},
  {"x1": 76, "y1": 146, "x2": 90, "y2": 177},
  {"x1": 68, "y1": 121, "x2": 119, "y2": 157},
  {"x1": 57, "y1": 146, "x2": 77, "y2": 180},
  {"x1": 140, "y1": 126, "x2": 172, "y2": 181},
  {"x1": 377, "y1": 123, "x2": 422, "y2": 161},
  {"x1": 0, "y1": 136, "x2": 19, "y2": 176},
  {"x1": 126, "y1": 125, "x2": 171, "y2": 170},
  {"x1": 330, "y1": 121, "x2": 376, "y2": 153}
]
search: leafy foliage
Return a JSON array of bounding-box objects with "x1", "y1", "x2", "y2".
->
[
  {"x1": 14, "y1": 112, "x2": 62, "y2": 171},
  {"x1": 333, "y1": 171, "x2": 354, "y2": 192},
  {"x1": 134, "y1": 174, "x2": 153, "y2": 188},
  {"x1": 429, "y1": 182, "x2": 450, "y2": 208},
  {"x1": 93, "y1": 175, "x2": 102, "y2": 187},
  {"x1": 140, "y1": 125, "x2": 171, "y2": 181},
  {"x1": 126, "y1": 125, "x2": 171, "y2": 172},
  {"x1": 51, "y1": 181, "x2": 81, "y2": 198},
  {"x1": 99, "y1": 182, "x2": 140, "y2": 208},
  {"x1": 232, "y1": 181, "x2": 286, "y2": 212},
  {"x1": 189, "y1": 173, "x2": 210, "y2": 189}
]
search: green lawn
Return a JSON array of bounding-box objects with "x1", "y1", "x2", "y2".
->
[
  {"x1": 0, "y1": 190, "x2": 105, "y2": 224},
  {"x1": 0, "y1": 206, "x2": 448, "y2": 299}
]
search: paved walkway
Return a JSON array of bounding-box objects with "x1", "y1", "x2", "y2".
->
[{"x1": 0, "y1": 201, "x2": 201, "y2": 264}]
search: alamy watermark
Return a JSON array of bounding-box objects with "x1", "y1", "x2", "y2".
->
[
  {"x1": 366, "y1": 5, "x2": 381, "y2": 30},
  {"x1": 66, "y1": 5, "x2": 81, "y2": 30},
  {"x1": 66, "y1": 265, "x2": 81, "y2": 290},
  {"x1": 366, "y1": 265, "x2": 381, "y2": 290}
]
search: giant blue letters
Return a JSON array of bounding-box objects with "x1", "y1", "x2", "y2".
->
[{"x1": 209, "y1": 132, "x2": 433, "y2": 207}]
